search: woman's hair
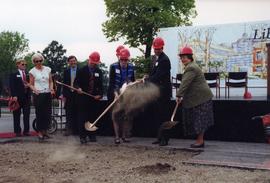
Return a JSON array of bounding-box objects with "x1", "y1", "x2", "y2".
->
[
  {"x1": 67, "y1": 55, "x2": 77, "y2": 62},
  {"x1": 31, "y1": 53, "x2": 44, "y2": 63}
]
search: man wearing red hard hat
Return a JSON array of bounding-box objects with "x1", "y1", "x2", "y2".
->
[
  {"x1": 107, "y1": 47, "x2": 135, "y2": 144},
  {"x1": 145, "y1": 37, "x2": 172, "y2": 146},
  {"x1": 74, "y1": 51, "x2": 104, "y2": 144}
]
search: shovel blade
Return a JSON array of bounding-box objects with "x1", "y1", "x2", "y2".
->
[
  {"x1": 161, "y1": 121, "x2": 179, "y2": 130},
  {"x1": 85, "y1": 121, "x2": 98, "y2": 131}
]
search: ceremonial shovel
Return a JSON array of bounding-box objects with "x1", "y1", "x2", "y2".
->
[
  {"x1": 160, "y1": 101, "x2": 180, "y2": 130},
  {"x1": 56, "y1": 81, "x2": 95, "y2": 98},
  {"x1": 85, "y1": 80, "x2": 140, "y2": 132}
]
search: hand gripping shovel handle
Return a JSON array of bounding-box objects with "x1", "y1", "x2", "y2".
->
[
  {"x1": 170, "y1": 101, "x2": 179, "y2": 121},
  {"x1": 56, "y1": 81, "x2": 95, "y2": 98}
]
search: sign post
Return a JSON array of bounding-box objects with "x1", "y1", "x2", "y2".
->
[{"x1": 266, "y1": 43, "x2": 270, "y2": 100}]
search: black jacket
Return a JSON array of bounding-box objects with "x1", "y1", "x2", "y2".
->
[
  {"x1": 62, "y1": 67, "x2": 79, "y2": 98},
  {"x1": 9, "y1": 70, "x2": 31, "y2": 100},
  {"x1": 149, "y1": 52, "x2": 172, "y2": 99},
  {"x1": 74, "y1": 65, "x2": 103, "y2": 96}
]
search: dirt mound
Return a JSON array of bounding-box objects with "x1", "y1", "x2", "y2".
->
[{"x1": 134, "y1": 163, "x2": 176, "y2": 175}]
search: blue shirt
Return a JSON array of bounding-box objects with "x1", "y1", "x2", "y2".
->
[
  {"x1": 120, "y1": 67, "x2": 128, "y2": 86},
  {"x1": 70, "y1": 67, "x2": 77, "y2": 79}
]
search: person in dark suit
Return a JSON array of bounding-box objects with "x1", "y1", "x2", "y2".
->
[
  {"x1": 74, "y1": 51, "x2": 103, "y2": 144},
  {"x1": 146, "y1": 37, "x2": 172, "y2": 146},
  {"x1": 9, "y1": 59, "x2": 31, "y2": 136},
  {"x1": 62, "y1": 55, "x2": 79, "y2": 136}
]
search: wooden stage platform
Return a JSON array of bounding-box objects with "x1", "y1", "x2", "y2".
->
[{"x1": 96, "y1": 97, "x2": 270, "y2": 143}]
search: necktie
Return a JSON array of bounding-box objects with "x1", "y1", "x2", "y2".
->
[
  {"x1": 88, "y1": 71, "x2": 94, "y2": 94},
  {"x1": 22, "y1": 71, "x2": 26, "y2": 82}
]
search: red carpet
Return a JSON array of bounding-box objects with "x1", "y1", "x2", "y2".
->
[{"x1": 0, "y1": 131, "x2": 37, "y2": 138}]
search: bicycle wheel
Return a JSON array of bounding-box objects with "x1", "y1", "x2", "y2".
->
[
  {"x1": 47, "y1": 118, "x2": 57, "y2": 134},
  {"x1": 32, "y1": 118, "x2": 38, "y2": 132},
  {"x1": 32, "y1": 118, "x2": 57, "y2": 134}
]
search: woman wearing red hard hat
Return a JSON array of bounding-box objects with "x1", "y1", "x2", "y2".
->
[
  {"x1": 74, "y1": 51, "x2": 104, "y2": 144},
  {"x1": 176, "y1": 46, "x2": 214, "y2": 148}
]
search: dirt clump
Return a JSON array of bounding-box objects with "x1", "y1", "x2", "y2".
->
[{"x1": 134, "y1": 163, "x2": 176, "y2": 175}]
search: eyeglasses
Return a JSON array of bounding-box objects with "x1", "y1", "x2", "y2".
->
[
  {"x1": 21, "y1": 63, "x2": 27, "y2": 66},
  {"x1": 34, "y1": 60, "x2": 43, "y2": 63}
]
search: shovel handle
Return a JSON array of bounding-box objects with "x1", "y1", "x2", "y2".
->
[
  {"x1": 91, "y1": 92, "x2": 124, "y2": 126},
  {"x1": 56, "y1": 81, "x2": 95, "y2": 98},
  {"x1": 170, "y1": 101, "x2": 179, "y2": 122},
  {"x1": 90, "y1": 80, "x2": 141, "y2": 127}
]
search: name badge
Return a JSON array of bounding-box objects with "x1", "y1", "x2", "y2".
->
[
  {"x1": 115, "y1": 69, "x2": 120, "y2": 74},
  {"x1": 16, "y1": 75, "x2": 21, "y2": 78},
  {"x1": 94, "y1": 73, "x2": 99, "y2": 77},
  {"x1": 155, "y1": 62, "x2": 159, "y2": 66}
]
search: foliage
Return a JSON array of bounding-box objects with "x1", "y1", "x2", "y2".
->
[
  {"x1": 0, "y1": 31, "x2": 29, "y2": 74},
  {"x1": 130, "y1": 56, "x2": 152, "y2": 79},
  {"x1": 24, "y1": 52, "x2": 35, "y2": 71},
  {"x1": 99, "y1": 62, "x2": 109, "y2": 94},
  {"x1": 42, "y1": 40, "x2": 67, "y2": 74},
  {"x1": 103, "y1": 0, "x2": 197, "y2": 58}
]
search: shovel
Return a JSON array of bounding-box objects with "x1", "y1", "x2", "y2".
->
[
  {"x1": 56, "y1": 81, "x2": 95, "y2": 98},
  {"x1": 160, "y1": 101, "x2": 180, "y2": 130},
  {"x1": 85, "y1": 80, "x2": 141, "y2": 131}
]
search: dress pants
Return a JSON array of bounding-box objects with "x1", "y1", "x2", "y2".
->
[{"x1": 13, "y1": 96, "x2": 30, "y2": 134}]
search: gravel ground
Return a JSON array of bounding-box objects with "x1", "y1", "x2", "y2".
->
[{"x1": 0, "y1": 139, "x2": 269, "y2": 183}]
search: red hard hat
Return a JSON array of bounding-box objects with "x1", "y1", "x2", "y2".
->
[
  {"x1": 152, "y1": 37, "x2": 165, "y2": 49},
  {"x1": 89, "y1": 51, "x2": 101, "y2": 64},
  {"x1": 179, "y1": 46, "x2": 193, "y2": 55},
  {"x1": 116, "y1": 45, "x2": 125, "y2": 56},
  {"x1": 119, "y1": 48, "x2": 130, "y2": 60}
]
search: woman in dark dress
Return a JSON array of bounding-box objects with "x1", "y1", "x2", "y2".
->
[{"x1": 176, "y1": 46, "x2": 214, "y2": 148}]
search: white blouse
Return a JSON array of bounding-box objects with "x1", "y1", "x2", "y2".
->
[{"x1": 29, "y1": 66, "x2": 51, "y2": 93}]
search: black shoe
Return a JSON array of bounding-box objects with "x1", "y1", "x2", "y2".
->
[
  {"x1": 122, "y1": 138, "x2": 130, "y2": 143},
  {"x1": 114, "y1": 138, "x2": 120, "y2": 144},
  {"x1": 38, "y1": 135, "x2": 44, "y2": 141},
  {"x1": 80, "y1": 138, "x2": 87, "y2": 144},
  {"x1": 152, "y1": 140, "x2": 160, "y2": 144},
  {"x1": 159, "y1": 140, "x2": 168, "y2": 146},
  {"x1": 43, "y1": 134, "x2": 51, "y2": 139},
  {"x1": 190, "y1": 143, "x2": 204, "y2": 148}
]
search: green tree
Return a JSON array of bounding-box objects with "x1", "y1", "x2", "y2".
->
[
  {"x1": 42, "y1": 40, "x2": 67, "y2": 74},
  {"x1": 103, "y1": 0, "x2": 197, "y2": 58},
  {"x1": 24, "y1": 52, "x2": 35, "y2": 71},
  {"x1": 0, "y1": 31, "x2": 29, "y2": 74},
  {"x1": 130, "y1": 56, "x2": 152, "y2": 79}
]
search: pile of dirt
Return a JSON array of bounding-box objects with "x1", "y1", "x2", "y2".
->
[
  {"x1": 133, "y1": 163, "x2": 176, "y2": 175},
  {"x1": 0, "y1": 137, "x2": 270, "y2": 183}
]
